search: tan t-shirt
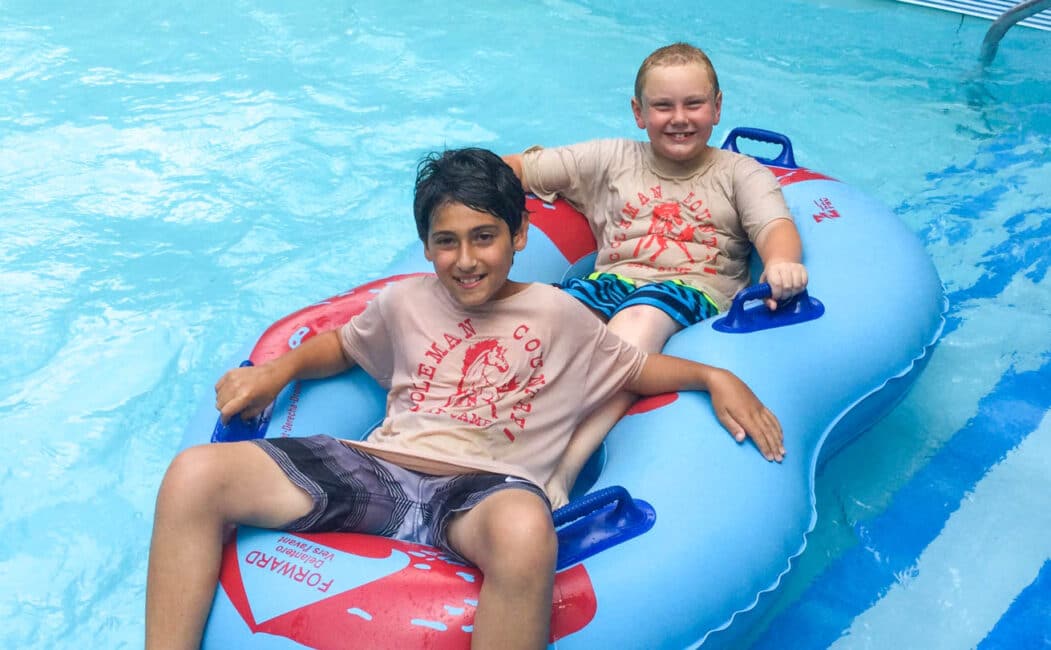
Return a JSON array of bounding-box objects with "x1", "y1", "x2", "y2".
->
[
  {"x1": 522, "y1": 139, "x2": 791, "y2": 311},
  {"x1": 339, "y1": 277, "x2": 647, "y2": 487}
]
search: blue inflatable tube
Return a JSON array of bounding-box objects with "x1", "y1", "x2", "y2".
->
[{"x1": 179, "y1": 128, "x2": 945, "y2": 648}]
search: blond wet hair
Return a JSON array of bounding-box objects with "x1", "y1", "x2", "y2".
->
[{"x1": 634, "y1": 42, "x2": 720, "y2": 101}]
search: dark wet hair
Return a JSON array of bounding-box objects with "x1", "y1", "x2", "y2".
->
[{"x1": 413, "y1": 147, "x2": 526, "y2": 242}]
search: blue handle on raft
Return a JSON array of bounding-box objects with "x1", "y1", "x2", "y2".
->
[
  {"x1": 210, "y1": 361, "x2": 273, "y2": 443},
  {"x1": 712, "y1": 283, "x2": 825, "y2": 334},
  {"x1": 720, "y1": 126, "x2": 797, "y2": 168},
  {"x1": 552, "y1": 485, "x2": 656, "y2": 570}
]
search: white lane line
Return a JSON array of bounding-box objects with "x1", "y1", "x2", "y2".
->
[{"x1": 829, "y1": 408, "x2": 1051, "y2": 649}]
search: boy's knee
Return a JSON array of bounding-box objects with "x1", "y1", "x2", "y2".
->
[
  {"x1": 158, "y1": 445, "x2": 228, "y2": 506},
  {"x1": 483, "y1": 494, "x2": 557, "y2": 569},
  {"x1": 608, "y1": 305, "x2": 680, "y2": 350}
]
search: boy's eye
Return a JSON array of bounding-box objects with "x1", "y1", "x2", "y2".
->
[
  {"x1": 432, "y1": 236, "x2": 457, "y2": 249},
  {"x1": 473, "y1": 232, "x2": 496, "y2": 244}
]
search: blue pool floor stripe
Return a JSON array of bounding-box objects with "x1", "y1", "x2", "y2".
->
[
  {"x1": 977, "y1": 558, "x2": 1051, "y2": 649},
  {"x1": 943, "y1": 205, "x2": 1051, "y2": 319},
  {"x1": 749, "y1": 355, "x2": 1051, "y2": 649}
]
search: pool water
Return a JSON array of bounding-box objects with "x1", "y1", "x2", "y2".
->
[{"x1": 1, "y1": 1, "x2": 1049, "y2": 648}]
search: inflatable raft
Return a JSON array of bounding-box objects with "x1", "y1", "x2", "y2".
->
[{"x1": 179, "y1": 127, "x2": 945, "y2": 648}]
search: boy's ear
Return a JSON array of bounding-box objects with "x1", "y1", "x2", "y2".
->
[
  {"x1": 513, "y1": 213, "x2": 529, "y2": 252},
  {"x1": 631, "y1": 97, "x2": 645, "y2": 129},
  {"x1": 423, "y1": 241, "x2": 434, "y2": 262},
  {"x1": 713, "y1": 90, "x2": 723, "y2": 124}
]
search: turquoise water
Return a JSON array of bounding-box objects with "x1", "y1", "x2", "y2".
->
[{"x1": 2, "y1": 1, "x2": 1049, "y2": 648}]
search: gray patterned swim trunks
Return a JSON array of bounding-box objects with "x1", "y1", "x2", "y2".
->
[{"x1": 251, "y1": 434, "x2": 550, "y2": 564}]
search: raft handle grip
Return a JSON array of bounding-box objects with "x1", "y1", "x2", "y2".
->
[
  {"x1": 552, "y1": 485, "x2": 656, "y2": 569},
  {"x1": 712, "y1": 283, "x2": 825, "y2": 334},
  {"x1": 210, "y1": 360, "x2": 274, "y2": 443},
  {"x1": 721, "y1": 126, "x2": 797, "y2": 168}
]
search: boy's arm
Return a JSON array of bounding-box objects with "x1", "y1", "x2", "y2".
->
[
  {"x1": 546, "y1": 392, "x2": 634, "y2": 508},
  {"x1": 626, "y1": 354, "x2": 785, "y2": 462},
  {"x1": 754, "y1": 218, "x2": 808, "y2": 311},
  {"x1": 502, "y1": 154, "x2": 529, "y2": 189},
  {"x1": 214, "y1": 329, "x2": 355, "y2": 424},
  {"x1": 504, "y1": 147, "x2": 586, "y2": 203}
]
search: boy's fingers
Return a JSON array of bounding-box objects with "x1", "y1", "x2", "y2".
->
[
  {"x1": 750, "y1": 426, "x2": 776, "y2": 460},
  {"x1": 756, "y1": 409, "x2": 784, "y2": 460},
  {"x1": 762, "y1": 263, "x2": 809, "y2": 309},
  {"x1": 742, "y1": 408, "x2": 784, "y2": 462},
  {"x1": 218, "y1": 398, "x2": 241, "y2": 425},
  {"x1": 711, "y1": 376, "x2": 785, "y2": 461},
  {"x1": 721, "y1": 410, "x2": 785, "y2": 462},
  {"x1": 217, "y1": 385, "x2": 256, "y2": 423},
  {"x1": 716, "y1": 411, "x2": 747, "y2": 443}
]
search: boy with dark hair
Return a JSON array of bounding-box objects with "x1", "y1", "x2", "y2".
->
[
  {"x1": 504, "y1": 42, "x2": 802, "y2": 506},
  {"x1": 145, "y1": 147, "x2": 782, "y2": 650}
]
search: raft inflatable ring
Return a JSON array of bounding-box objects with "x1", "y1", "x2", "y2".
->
[{"x1": 179, "y1": 127, "x2": 945, "y2": 648}]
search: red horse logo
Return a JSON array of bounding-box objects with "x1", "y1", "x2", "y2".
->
[
  {"x1": 633, "y1": 202, "x2": 696, "y2": 263},
  {"x1": 444, "y1": 339, "x2": 519, "y2": 418}
]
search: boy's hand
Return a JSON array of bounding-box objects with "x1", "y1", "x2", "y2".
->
[
  {"x1": 214, "y1": 363, "x2": 285, "y2": 425},
  {"x1": 760, "y1": 260, "x2": 808, "y2": 311},
  {"x1": 707, "y1": 368, "x2": 785, "y2": 462}
]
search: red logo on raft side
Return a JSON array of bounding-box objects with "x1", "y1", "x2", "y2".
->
[
  {"x1": 218, "y1": 531, "x2": 597, "y2": 648},
  {"x1": 768, "y1": 166, "x2": 835, "y2": 186}
]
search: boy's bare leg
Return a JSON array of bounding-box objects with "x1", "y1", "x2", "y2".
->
[
  {"x1": 546, "y1": 305, "x2": 681, "y2": 507},
  {"x1": 446, "y1": 488, "x2": 557, "y2": 650},
  {"x1": 605, "y1": 304, "x2": 682, "y2": 352},
  {"x1": 145, "y1": 442, "x2": 314, "y2": 650}
]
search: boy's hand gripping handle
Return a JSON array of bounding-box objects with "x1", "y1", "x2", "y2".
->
[
  {"x1": 210, "y1": 361, "x2": 274, "y2": 442},
  {"x1": 712, "y1": 283, "x2": 825, "y2": 334}
]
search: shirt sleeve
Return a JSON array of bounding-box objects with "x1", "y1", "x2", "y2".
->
[
  {"x1": 578, "y1": 318, "x2": 648, "y2": 413},
  {"x1": 339, "y1": 287, "x2": 395, "y2": 387},
  {"x1": 733, "y1": 156, "x2": 793, "y2": 241},
  {"x1": 521, "y1": 140, "x2": 612, "y2": 206}
]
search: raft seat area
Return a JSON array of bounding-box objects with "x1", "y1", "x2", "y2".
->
[{"x1": 896, "y1": 0, "x2": 1051, "y2": 30}]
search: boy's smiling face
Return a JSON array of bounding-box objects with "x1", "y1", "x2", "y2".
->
[
  {"x1": 632, "y1": 62, "x2": 722, "y2": 166},
  {"x1": 424, "y1": 202, "x2": 528, "y2": 308}
]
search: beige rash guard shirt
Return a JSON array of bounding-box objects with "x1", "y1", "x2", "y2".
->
[
  {"x1": 522, "y1": 139, "x2": 792, "y2": 310},
  {"x1": 339, "y1": 277, "x2": 647, "y2": 487}
]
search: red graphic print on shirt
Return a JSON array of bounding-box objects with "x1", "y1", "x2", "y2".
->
[
  {"x1": 444, "y1": 339, "x2": 520, "y2": 419},
  {"x1": 634, "y1": 202, "x2": 697, "y2": 263},
  {"x1": 415, "y1": 321, "x2": 547, "y2": 443},
  {"x1": 617, "y1": 186, "x2": 719, "y2": 274}
]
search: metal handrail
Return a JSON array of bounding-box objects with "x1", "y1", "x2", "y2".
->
[{"x1": 980, "y1": 0, "x2": 1051, "y2": 66}]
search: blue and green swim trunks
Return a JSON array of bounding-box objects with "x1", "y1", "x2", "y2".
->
[{"x1": 561, "y1": 272, "x2": 720, "y2": 327}]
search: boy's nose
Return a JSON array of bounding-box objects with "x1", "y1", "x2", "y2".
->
[{"x1": 456, "y1": 243, "x2": 477, "y2": 269}]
